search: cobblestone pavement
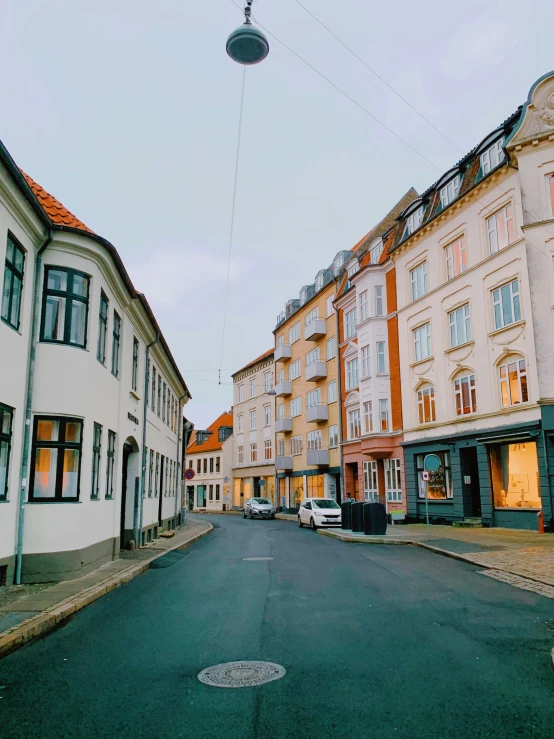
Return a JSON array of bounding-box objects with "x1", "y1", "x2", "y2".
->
[
  {"x1": 479, "y1": 569, "x2": 554, "y2": 598},
  {"x1": 463, "y1": 547, "x2": 554, "y2": 586}
]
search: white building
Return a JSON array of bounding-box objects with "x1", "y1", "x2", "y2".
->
[
  {"x1": 231, "y1": 349, "x2": 275, "y2": 509},
  {"x1": 184, "y1": 412, "x2": 233, "y2": 511},
  {"x1": 0, "y1": 140, "x2": 190, "y2": 584}
]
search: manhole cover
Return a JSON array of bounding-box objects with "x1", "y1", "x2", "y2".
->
[
  {"x1": 243, "y1": 557, "x2": 273, "y2": 561},
  {"x1": 197, "y1": 661, "x2": 286, "y2": 688}
]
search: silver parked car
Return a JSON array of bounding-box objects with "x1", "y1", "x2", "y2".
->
[{"x1": 244, "y1": 497, "x2": 276, "y2": 520}]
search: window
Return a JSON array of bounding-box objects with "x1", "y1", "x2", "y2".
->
[
  {"x1": 410, "y1": 262, "x2": 428, "y2": 301},
  {"x1": 500, "y1": 358, "x2": 528, "y2": 407},
  {"x1": 449, "y1": 304, "x2": 471, "y2": 347},
  {"x1": 445, "y1": 237, "x2": 467, "y2": 280},
  {"x1": 327, "y1": 380, "x2": 337, "y2": 404},
  {"x1": 359, "y1": 291, "x2": 369, "y2": 322},
  {"x1": 305, "y1": 307, "x2": 319, "y2": 326},
  {"x1": 384, "y1": 459, "x2": 402, "y2": 502},
  {"x1": 148, "y1": 448, "x2": 154, "y2": 497},
  {"x1": 375, "y1": 286, "x2": 384, "y2": 317},
  {"x1": 250, "y1": 443, "x2": 257, "y2": 462},
  {"x1": 291, "y1": 436, "x2": 303, "y2": 456},
  {"x1": 346, "y1": 358, "x2": 359, "y2": 390},
  {"x1": 91, "y1": 423, "x2": 102, "y2": 500},
  {"x1": 376, "y1": 342, "x2": 386, "y2": 373},
  {"x1": 132, "y1": 337, "x2": 139, "y2": 391},
  {"x1": 278, "y1": 439, "x2": 285, "y2": 457},
  {"x1": 264, "y1": 439, "x2": 272, "y2": 460},
  {"x1": 361, "y1": 345, "x2": 370, "y2": 378},
  {"x1": 481, "y1": 138, "x2": 505, "y2": 175},
  {"x1": 490, "y1": 441, "x2": 540, "y2": 509},
  {"x1": 326, "y1": 336, "x2": 336, "y2": 360},
  {"x1": 370, "y1": 242, "x2": 384, "y2": 264},
  {"x1": 97, "y1": 292, "x2": 108, "y2": 364},
  {"x1": 306, "y1": 389, "x2": 321, "y2": 408},
  {"x1": 238, "y1": 446, "x2": 244, "y2": 464},
  {"x1": 289, "y1": 359, "x2": 301, "y2": 381},
  {"x1": 111, "y1": 311, "x2": 121, "y2": 377},
  {"x1": 264, "y1": 404, "x2": 271, "y2": 426},
  {"x1": 379, "y1": 399, "x2": 389, "y2": 431},
  {"x1": 289, "y1": 322, "x2": 300, "y2": 344},
  {"x1": 306, "y1": 348, "x2": 320, "y2": 368},
  {"x1": 2, "y1": 234, "x2": 25, "y2": 330},
  {"x1": 307, "y1": 430, "x2": 322, "y2": 450},
  {"x1": 326, "y1": 295, "x2": 334, "y2": 317},
  {"x1": 237, "y1": 413, "x2": 243, "y2": 432},
  {"x1": 215, "y1": 484, "x2": 220, "y2": 502},
  {"x1": 0, "y1": 404, "x2": 14, "y2": 500},
  {"x1": 345, "y1": 309, "x2": 357, "y2": 339},
  {"x1": 277, "y1": 369, "x2": 285, "y2": 384},
  {"x1": 492, "y1": 279, "x2": 521, "y2": 329},
  {"x1": 209, "y1": 484, "x2": 213, "y2": 501},
  {"x1": 155, "y1": 453, "x2": 160, "y2": 496},
  {"x1": 216, "y1": 456, "x2": 220, "y2": 473},
  {"x1": 417, "y1": 452, "x2": 452, "y2": 500},
  {"x1": 363, "y1": 461, "x2": 378, "y2": 501},
  {"x1": 264, "y1": 372, "x2": 272, "y2": 392},
  {"x1": 238, "y1": 384, "x2": 244, "y2": 403},
  {"x1": 454, "y1": 373, "x2": 477, "y2": 416},
  {"x1": 41, "y1": 267, "x2": 89, "y2": 348},
  {"x1": 170, "y1": 396, "x2": 174, "y2": 430},
  {"x1": 196, "y1": 458, "x2": 201, "y2": 474},
  {"x1": 487, "y1": 204, "x2": 516, "y2": 254},
  {"x1": 290, "y1": 397, "x2": 302, "y2": 417},
  {"x1": 209, "y1": 457, "x2": 214, "y2": 473},
  {"x1": 157, "y1": 375, "x2": 161, "y2": 417},
  {"x1": 417, "y1": 386, "x2": 436, "y2": 424},
  {"x1": 363, "y1": 401, "x2": 373, "y2": 434},
  {"x1": 348, "y1": 409, "x2": 361, "y2": 440},
  {"x1": 250, "y1": 409, "x2": 256, "y2": 430},
  {"x1": 277, "y1": 334, "x2": 284, "y2": 347},
  {"x1": 162, "y1": 383, "x2": 166, "y2": 422},
  {"x1": 413, "y1": 323, "x2": 431, "y2": 362},
  {"x1": 203, "y1": 458, "x2": 207, "y2": 474},
  {"x1": 277, "y1": 404, "x2": 284, "y2": 420},
  {"x1": 329, "y1": 425, "x2": 338, "y2": 448},
  {"x1": 29, "y1": 417, "x2": 83, "y2": 501},
  {"x1": 406, "y1": 207, "x2": 424, "y2": 236},
  {"x1": 347, "y1": 262, "x2": 359, "y2": 279},
  {"x1": 548, "y1": 174, "x2": 554, "y2": 217},
  {"x1": 440, "y1": 175, "x2": 460, "y2": 208},
  {"x1": 250, "y1": 377, "x2": 256, "y2": 398},
  {"x1": 151, "y1": 366, "x2": 156, "y2": 408}
]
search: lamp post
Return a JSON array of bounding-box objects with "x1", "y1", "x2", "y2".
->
[{"x1": 226, "y1": 0, "x2": 270, "y2": 65}]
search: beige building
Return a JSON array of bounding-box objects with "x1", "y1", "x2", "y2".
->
[
  {"x1": 274, "y1": 257, "x2": 349, "y2": 511},
  {"x1": 231, "y1": 349, "x2": 275, "y2": 508},
  {"x1": 185, "y1": 412, "x2": 233, "y2": 512}
]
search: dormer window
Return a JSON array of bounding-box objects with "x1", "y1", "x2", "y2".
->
[
  {"x1": 315, "y1": 271, "x2": 324, "y2": 291},
  {"x1": 196, "y1": 431, "x2": 210, "y2": 445},
  {"x1": 480, "y1": 138, "x2": 505, "y2": 175},
  {"x1": 440, "y1": 176, "x2": 460, "y2": 209},
  {"x1": 370, "y1": 242, "x2": 384, "y2": 264},
  {"x1": 333, "y1": 254, "x2": 345, "y2": 272},
  {"x1": 347, "y1": 262, "x2": 359, "y2": 279},
  {"x1": 406, "y1": 206, "x2": 424, "y2": 236}
]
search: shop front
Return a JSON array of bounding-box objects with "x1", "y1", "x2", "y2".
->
[
  {"x1": 404, "y1": 421, "x2": 553, "y2": 531},
  {"x1": 232, "y1": 464, "x2": 275, "y2": 510},
  {"x1": 276, "y1": 469, "x2": 341, "y2": 512}
]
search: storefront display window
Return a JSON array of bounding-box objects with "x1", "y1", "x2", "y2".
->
[
  {"x1": 292, "y1": 478, "x2": 304, "y2": 508},
  {"x1": 490, "y1": 442, "x2": 541, "y2": 509},
  {"x1": 416, "y1": 452, "x2": 453, "y2": 499},
  {"x1": 306, "y1": 475, "x2": 324, "y2": 498}
]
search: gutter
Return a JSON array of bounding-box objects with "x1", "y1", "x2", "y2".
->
[{"x1": 14, "y1": 229, "x2": 53, "y2": 584}]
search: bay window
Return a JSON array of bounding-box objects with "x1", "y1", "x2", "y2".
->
[
  {"x1": 379, "y1": 399, "x2": 389, "y2": 431},
  {"x1": 41, "y1": 267, "x2": 89, "y2": 348},
  {"x1": 345, "y1": 309, "x2": 357, "y2": 339},
  {"x1": 348, "y1": 408, "x2": 361, "y2": 440},
  {"x1": 363, "y1": 401, "x2": 372, "y2": 434},
  {"x1": 346, "y1": 358, "x2": 359, "y2": 390}
]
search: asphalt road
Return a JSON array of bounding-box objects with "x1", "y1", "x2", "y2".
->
[{"x1": 1, "y1": 515, "x2": 554, "y2": 739}]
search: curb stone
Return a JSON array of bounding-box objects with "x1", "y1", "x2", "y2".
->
[{"x1": 0, "y1": 523, "x2": 213, "y2": 661}]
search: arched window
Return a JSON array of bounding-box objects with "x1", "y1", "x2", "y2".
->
[
  {"x1": 453, "y1": 371, "x2": 477, "y2": 416},
  {"x1": 416, "y1": 384, "x2": 436, "y2": 424},
  {"x1": 499, "y1": 355, "x2": 528, "y2": 407}
]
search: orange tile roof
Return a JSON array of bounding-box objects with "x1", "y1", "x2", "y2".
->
[
  {"x1": 186, "y1": 411, "x2": 233, "y2": 454},
  {"x1": 232, "y1": 348, "x2": 274, "y2": 377},
  {"x1": 20, "y1": 170, "x2": 94, "y2": 233}
]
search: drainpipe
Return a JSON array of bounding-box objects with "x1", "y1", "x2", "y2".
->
[
  {"x1": 135, "y1": 333, "x2": 160, "y2": 546},
  {"x1": 173, "y1": 395, "x2": 189, "y2": 529},
  {"x1": 14, "y1": 229, "x2": 53, "y2": 584},
  {"x1": 335, "y1": 299, "x2": 345, "y2": 505}
]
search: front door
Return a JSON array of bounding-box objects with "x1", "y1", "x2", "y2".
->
[
  {"x1": 120, "y1": 444, "x2": 132, "y2": 548},
  {"x1": 197, "y1": 485, "x2": 206, "y2": 508},
  {"x1": 460, "y1": 447, "x2": 481, "y2": 517}
]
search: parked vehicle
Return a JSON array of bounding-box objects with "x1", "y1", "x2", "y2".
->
[
  {"x1": 298, "y1": 498, "x2": 342, "y2": 530},
  {"x1": 244, "y1": 497, "x2": 276, "y2": 519}
]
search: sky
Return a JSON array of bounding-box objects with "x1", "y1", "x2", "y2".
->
[{"x1": 2, "y1": 0, "x2": 554, "y2": 428}]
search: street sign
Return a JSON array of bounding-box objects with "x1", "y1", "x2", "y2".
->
[
  {"x1": 184, "y1": 469, "x2": 195, "y2": 481},
  {"x1": 423, "y1": 454, "x2": 441, "y2": 472},
  {"x1": 422, "y1": 471, "x2": 430, "y2": 482}
]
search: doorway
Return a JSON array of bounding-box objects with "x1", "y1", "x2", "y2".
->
[
  {"x1": 197, "y1": 485, "x2": 206, "y2": 508},
  {"x1": 460, "y1": 447, "x2": 481, "y2": 517},
  {"x1": 158, "y1": 455, "x2": 165, "y2": 526},
  {"x1": 120, "y1": 438, "x2": 140, "y2": 549}
]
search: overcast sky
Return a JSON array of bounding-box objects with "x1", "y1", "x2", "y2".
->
[{"x1": 2, "y1": 0, "x2": 553, "y2": 428}]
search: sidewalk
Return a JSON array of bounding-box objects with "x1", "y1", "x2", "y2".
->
[{"x1": 0, "y1": 519, "x2": 212, "y2": 660}]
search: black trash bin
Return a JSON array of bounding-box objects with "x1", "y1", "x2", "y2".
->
[
  {"x1": 363, "y1": 502, "x2": 388, "y2": 535},
  {"x1": 341, "y1": 501, "x2": 352, "y2": 530},
  {"x1": 352, "y1": 501, "x2": 365, "y2": 533}
]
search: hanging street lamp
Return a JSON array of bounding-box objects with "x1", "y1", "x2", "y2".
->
[{"x1": 226, "y1": 0, "x2": 270, "y2": 65}]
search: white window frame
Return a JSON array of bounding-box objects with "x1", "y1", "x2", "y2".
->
[
  {"x1": 326, "y1": 336, "x2": 336, "y2": 360},
  {"x1": 237, "y1": 413, "x2": 243, "y2": 432},
  {"x1": 406, "y1": 206, "x2": 424, "y2": 236},
  {"x1": 305, "y1": 347, "x2": 321, "y2": 367},
  {"x1": 264, "y1": 404, "x2": 271, "y2": 427},
  {"x1": 238, "y1": 446, "x2": 244, "y2": 464},
  {"x1": 329, "y1": 424, "x2": 339, "y2": 448},
  {"x1": 440, "y1": 175, "x2": 460, "y2": 209},
  {"x1": 345, "y1": 308, "x2": 357, "y2": 339},
  {"x1": 264, "y1": 372, "x2": 272, "y2": 392},
  {"x1": 499, "y1": 358, "x2": 528, "y2": 408},
  {"x1": 264, "y1": 439, "x2": 272, "y2": 460},
  {"x1": 326, "y1": 295, "x2": 334, "y2": 318},
  {"x1": 363, "y1": 401, "x2": 373, "y2": 434},
  {"x1": 250, "y1": 377, "x2": 256, "y2": 398},
  {"x1": 289, "y1": 322, "x2": 300, "y2": 344},
  {"x1": 250, "y1": 443, "x2": 257, "y2": 463},
  {"x1": 348, "y1": 408, "x2": 361, "y2": 440},
  {"x1": 445, "y1": 236, "x2": 467, "y2": 280},
  {"x1": 413, "y1": 323, "x2": 431, "y2": 362},
  {"x1": 289, "y1": 359, "x2": 301, "y2": 381},
  {"x1": 360, "y1": 345, "x2": 370, "y2": 378},
  {"x1": 291, "y1": 435, "x2": 303, "y2": 456},
  {"x1": 417, "y1": 386, "x2": 436, "y2": 424},
  {"x1": 363, "y1": 461, "x2": 378, "y2": 501},
  {"x1": 249, "y1": 409, "x2": 256, "y2": 430},
  {"x1": 379, "y1": 399, "x2": 389, "y2": 431},
  {"x1": 305, "y1": 307, "x2": 319, "y2": 326},
  {"x1": 307, "y1": 430, "x2": 322, "y2": 451},
  {"x1": 376, "y1": 342, "x2": 386, "y2": 373},
  {"x1": 346, "y1": 358, "x2": 359, "y2": 390},
  {"x1": 480, "y1": 138, "x2": 505, "y2": 175},
  {"x1": 410, "y1": 262, "x2": 428, "y2": 301},
  {"x1": 347, "y1": 262, "x2": 359, "y2": 279},
  {"x1": 327, "y1": 380, "x2": 337, "y2": 404},
  {"x1": 370, "y1": 242, "x2": 383, "y2": 264},
  {"x1": 375, "y1": 286, "x2": 384, "y2": 316},
  {"x1": 277, "y1": 404, "x2": 285, "y2": 420},
  {"x1": 278, "y1": 439, "x2": 285, "y2": 457},
  {"x1": 237, "y1": 384, "x2": 244, "y2": 403},
  {"x1": 290, "y1": 397, "x2": 302, "y2": 418},
  {"x1": 454, "y1": 373, "x2": 477, "y2": 416},
  {"x1": 487, "y1": 204, "x2": 516, "y2": 255},
  {"x1": 359, "y1": 291, "x2": 369, "y2": 322},
  {"x1": 306, "y1": 388, "x2": 321, "y2": 408},
  {"x1": 548, "y1": 173, "x2": 554, "y2": 218},
  {"x1": 448, "y1": 304, "x2": 471, "y2": 347},
  {"x1": 492, "y1": 279, "x2": 521, "y2": 329},
  {"x1": 384, "y1": 458, "x2": 402, "y2": 502}
]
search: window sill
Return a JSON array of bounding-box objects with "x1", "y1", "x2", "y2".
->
[
  {"x1": 444, "y1": 340, "x2": 474, "y2": 355},
  {"x1": 375, "y1": 372, "x2": 389, "y2": 377},
  {"x1": 487, "y1": 319, "x2": 526, "y2": 339},
  {"x1": 410, "y1": 356, "x2": 434, "y2": 368},
  {"x1": 27, "y1": 499, "x2": 82, "y2": 504},
  {"x1": 1, "y1": 316, "x2": 21, "y2": 334},
  {"x1": 130, "y1": 390, "x2": 141, "y2": 401}
]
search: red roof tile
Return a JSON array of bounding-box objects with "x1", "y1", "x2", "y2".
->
[
  {"x1": 20, "y1": 170, "x2": 94, "y2": 233},
  {"x1": 232, "y1": 348, "x2": 274, "y2": 377},
  {"x1": 186, "y1": 411, "x2": 233, "y2": 454}
]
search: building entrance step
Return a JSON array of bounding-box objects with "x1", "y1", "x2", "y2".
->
[{"x1": 452, "y1": 518, "x2": 483, "y2": 528}]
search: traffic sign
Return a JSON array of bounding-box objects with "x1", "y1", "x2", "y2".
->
[
  {"x1": 184, "y1": 469, "x2": 195, "y2": 481},
  {"x1": 424, "y1": 454, "x2": 441, "y2": 472},
  {"x1": 422, "y1": 471, "x2": 430, "y2": 482}
]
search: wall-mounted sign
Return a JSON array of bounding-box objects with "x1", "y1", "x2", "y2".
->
[
  {"x1": 128, "y1": 412, "x2": 139, "y2": 425},
  {"x1": 464, "y1": 475, "x2": 471, "y2": 485}
]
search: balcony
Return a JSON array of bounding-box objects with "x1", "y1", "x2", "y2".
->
[
  {"x1": 274, "y1": 344, "x2": 292, "y2": 362},
  {"x1": 275, "y1": 417, "x2": 293, "y2": 433},
  {"x1": 307, "y1": 449, "x2": 330, "y2": 466},
  {"x1": 306, "y1": 405, "x2": 328, "y2": 423},
  {"x1": 305, "y1": 361, "x2": 327, "y2": 382},
  {"x1": 276, "y1": 455, "x2": 293, "y2": 471},
  {"x1": 275, "y1": 381, "x2": 292, "y2": 397},
  {"x1": 305, "y1": 319, "x2": 327, "y2": 341}
]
